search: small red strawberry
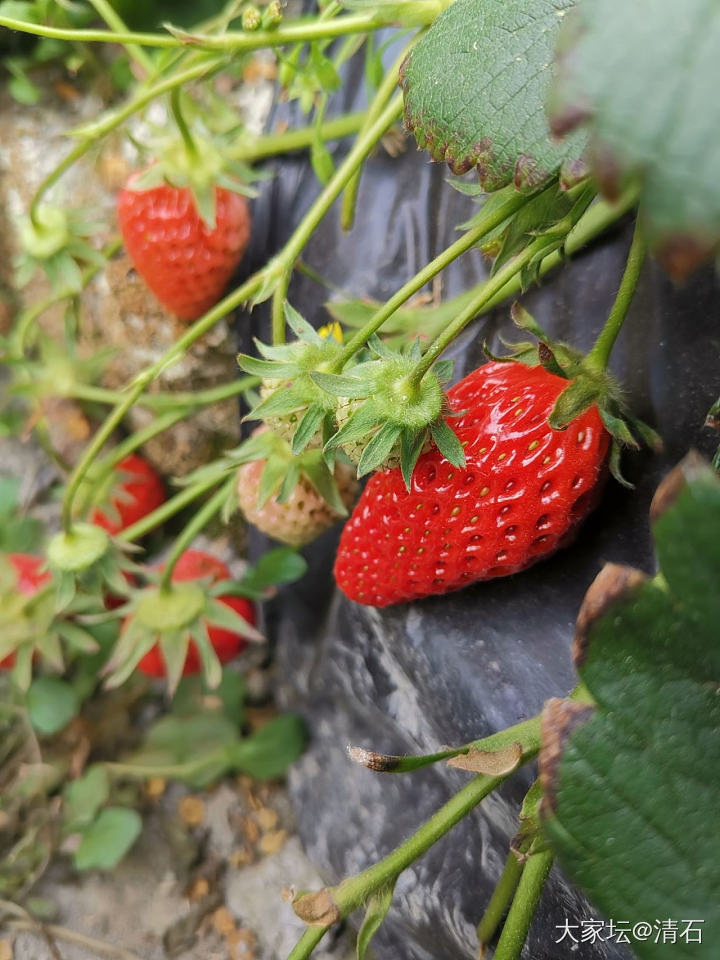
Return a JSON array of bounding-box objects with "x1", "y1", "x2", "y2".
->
[
  {"x1": 1, "y1": 554, "x2": 51, "y2": 669},
  {"x1": 117, "y1": 178, "x2": 250, "y2": 320},
  {"x1": 136, "y1": 549, "x2": 255, "y2": 678},
  {"x1": 90, "y1": 453, "x2": 165, "y2": 537},
  {"x1": 334, "y1": 361, "x2": 611, "y2": 606}
]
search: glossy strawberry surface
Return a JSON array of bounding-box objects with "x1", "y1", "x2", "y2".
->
[
  {"x1": 116, "y1": 178, "x2": 250, "y2": 320},
  {"x1": 1, "y1": 554, "x2": 50, "y2": 668},
  {"x1": 90, "y1": 454, "x2": 165, "y2": 537},
  {"x1": 334, "y1": 361, "x2": 610, "y2": 607},
  {"x1": 136, "y1": 549, "x2": 255, "y2": 678}
]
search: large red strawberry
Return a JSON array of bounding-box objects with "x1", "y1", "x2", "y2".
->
[
  {"x1": 136, "y1": 549, "x2": 255, "y2": 678},
  {"x1": 116, "y1": 178, "x2": 250, "y2": 321},
  {"x1": 90, "y1": 453, "x2": 165, "y2": 537},
  {"x1": 1, "y1": 554, "x2": 51, "y2": 668},
  {"x1": 334, "y1": 361, "x2": 611, "y2": 606}
]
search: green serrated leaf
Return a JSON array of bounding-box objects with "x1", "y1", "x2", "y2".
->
[
  {"x1": 548, "y1": 0, "x2": 720, "y2": 269},
  {"x1": 74, "y1": 807, "x2": 142, "y2": 871},
  {"x1": 400, "y1": 0, "x2": 586, "y2": 188},
  {"x1": 541, "y1": 458, "x2": 720, "y2": 959}
]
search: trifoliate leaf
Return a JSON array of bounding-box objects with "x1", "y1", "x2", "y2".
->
[
  {"x1": 540, "y1": 456, "x2": 720, "y2": 959},
  {"x1": 548, "y1": 0, "x2": 720, "y2": 275},
  {"x1": 400, "y1": 0, "x2": 586, "y2": 188}
]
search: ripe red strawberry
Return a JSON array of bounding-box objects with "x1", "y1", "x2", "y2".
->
[
  {"x1": 116, "y1": 177, "x2": 250, "y2": 320},
  {"x1": 90, "y1": 453, "x2": 165, "y2": 537},
  {"x1": 1, "y1": 554, "x2": 50, "y2": 668},
  {"x1": 334, "y1": 361, "x2": 610, "y2": 606},
  {"x1": 136, "y1": 549, "x2": 255, "y2": 677}
]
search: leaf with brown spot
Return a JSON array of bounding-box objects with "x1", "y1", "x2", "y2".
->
[
  {"x1": 400, "y1": 0, "x2": 586, "y2": 191},
  {"x1": 540, "y1": 458, "x2": 720, "y2": 958},
  {"x1": 548, "y1": 0, "x2": 720, "y2": 276}
]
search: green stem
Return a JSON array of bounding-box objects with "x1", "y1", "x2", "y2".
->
[
  {"x1": 287, "y1": 721, "x2": 542, "y2": 960},
  {"x1": 158, "y1": 477, "x2": 234, "y2": 589},
  {"x1": 230, "y1": 112, "x2": 366, "y2": 162},
  {"x1": 0, "y1": 7, "x2": 438, "y2": 50},
  {"x1": 340, "y1": 42, "x2": 414, "y2": 232},
  {"x1": 59, "y1": 271, "x2": 263, "y2": 534},
  {"x1": 169, "y1": 88, "x2": 198, "y2": 160},
  {"x1": 270, "y1": 91, "x2": 404, "y2": 342},
  {"x1": 70, "y1": 375, "x2": 259, "y2": 410},
  {"x1": 86, "y1": 0, "x2": 155, "y2": 74},
  {"x1": 492, "y1": 842, "x2": 554, "y2": 960},
  {"x1": 584, "y1": 216, "x2": 646, "y2": 372},
  {"x1": 30, "y1": 58, "x2": 219, "y2": 219},
  {"x1": 118, "y1": 475, "x2": 222, "y2": 542},
  {"x1": 476, "y1": 848, "x2": 527, "y2": 950},
  {"x1": 410, "y1": 188, "x2": 640, "y2": 386},
  {"x1": 11, "y1": 238, "x2": 122, "y2": 355},
  {"x1": 332, "y1": 192, "x2": 532, "y2": 371}
]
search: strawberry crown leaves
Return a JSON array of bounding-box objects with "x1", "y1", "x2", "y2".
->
[
  {"x1": 0, "y1": 557, "x2": 101, "y2": 691},
  {"x1": 490, "y1": 303, "x2": 662, "y2": 487},
  {"x1": 45, "y1": 523, "x2": 140, "y2": 613},
  {"x1": 103, "y1": 577, "x2": 264, "y2": 696},
  {"x1": 126, "y1": 112, "x2": 269, "y2": 230},
  {"x1": 313, "y1": 338, "x2": 462, "y2": 485},
  {"x1": 239, "y1": 303, "x2": 350, "y2": 455},
  {"x1": 16, "y1": 204, "x2": 105, "y2": 293}
]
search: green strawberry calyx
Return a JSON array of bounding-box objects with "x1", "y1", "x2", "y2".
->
[
  {"x1": 126, "y1": 95, "x2": 265, "y2": 229},
  {"x1": 487, "y1": 303, "x2": 662, "y2": 486},
  {"x1": 238, "y1": 303, "x2": 349, "y2": 455},
  {"x1": 103, "y1": 574, "x2": 263, "y2": 696},
  {"x1": 45, "y1": 523, "x2": 139, "y2": 612},
  {"x1": 16, "y1": 204, "x2": 105, "y2": 293},
  {"x1": 0, "y1": 556, "x2": 101, "y2": 692},
  {"x1": 312, "y1": 337, "x2": 464, "y2": 488}
]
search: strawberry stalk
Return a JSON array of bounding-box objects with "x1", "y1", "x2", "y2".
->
[
  {"x1": 476, "y1": 846, "x2": 528, "y2": 955},
  {"x1": 584, "y1": 218, "x2": 647, "y2": 373},
  {"x1": 118, "y1": 475, "x2": 222, "y2": 543},
  {"x1": 491, "y1": 841, "x2": 554, "y2": 960},
  {"x1": 157, "y1": 478, "x2": 235, "y2": 592},
  {"x1": 330, "y1": 188, "x2": 540, "y2": 372},
  {"x1": 408, "y1": 185, "x2": 640, "y2": 388},
  {"x1": 68, "y1": 374, "x2": 259, "y2": 411},
  {"x1": 86, "y1": 0, "x2": 154, "y2": 74},
  {"x1": 270, "y1": 91, "x2": 405, "y2": 343},
  {"x1": 339, "y1": 41, "x2": 418, "y2": 232},
  {"x1": 286, "y1": 718, "x2": 541, "y2": 960}
]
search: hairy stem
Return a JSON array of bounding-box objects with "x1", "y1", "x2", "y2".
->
[
  {"x1": 118, "y1": 475, "x2": 222, "y2": 542},
  {"x1": 169, "y1": 87, "x2": 198, "y2": 160},
  {"x1": 332, "y1": 191, "x2": 533, "y2": 370},
  {"x1": 11, "y1": 238, "x2": 122, "y2": 355},
  {"x1": 492, "y1": 842, "x2": 554, "y2": 960},
  {"x1": 70, "y1": 374, "x2": 259, "y2": 411},
  {"x1": 477, "y1": 847, "x2": 527, "y2": 952},
  {"x1": 409, "y1": 188, "x2": 639, "y2": 385},
  {"x1": 60, "y1": 271, "x2": 262, "y2": 533},
  {"x1": 230, "y1": 112, "x2": 366, "y2": 163},
  {"x1": 0, "y1": 7, "x2": 438, "y2": 50},
  {"x1": 287, "y1": 721, "x2": 542, "y2": 960},
  {"x1": 86, "y1": 0, "x2": 155, "y2": 74},
  {"x1": 584, "y1": 216, "x2": 646, "y2": 372},
  {"x1": 271, "y1": 91, "x2": 404, "y2": 341},
  {"x1": 340, "y1": 41, "x2": 415, "y2": 232},
  {"x1": 158, "y1": 477, "x2": 234, "y2": 589}
]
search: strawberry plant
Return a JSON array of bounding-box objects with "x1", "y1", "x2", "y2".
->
[{"x1": 0, "y1": 0, "x2": 718, "y2": 955}]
